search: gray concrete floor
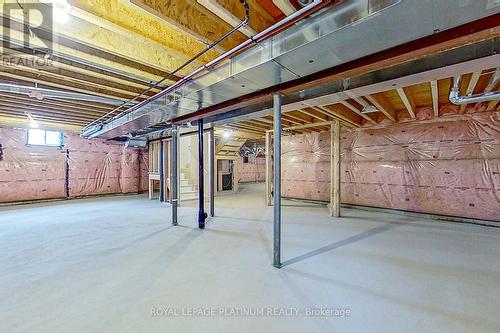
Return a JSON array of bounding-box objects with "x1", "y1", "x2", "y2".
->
[{"x1": 1, "y1": 183, "x2": 499, "y2": 333}]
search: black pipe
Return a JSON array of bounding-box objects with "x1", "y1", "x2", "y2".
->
[{"x1": 198, "y1": 119, "x2": 207, "y2": 229}]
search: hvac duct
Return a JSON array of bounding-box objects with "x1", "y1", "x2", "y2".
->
[
  {"x1": 125, "y1": 137, "x2": 148, "y2": 148},
  {"x1": 83, "y1": 0, "x2": 500, "y2": 139}
]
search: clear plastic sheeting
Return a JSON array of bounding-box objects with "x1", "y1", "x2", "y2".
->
[
  {"x1": 281, "y1": 113, "x2": 500, "y2": 221},
  {"x1": 0, "y1": 128, "x2": 148, "y2": 203},
  {"x1": 237, "y1": 155, "x2": 265, "y2": 183},
  {"x1": 0, "y1": 128, "x2": 66, "y2": 202},
  {"x1": 282, "y1": 132, "x2": 331, "y2": 201}
]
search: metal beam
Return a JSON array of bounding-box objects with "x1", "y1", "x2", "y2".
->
[
  {"x1": 209, "y1": 127, "x2": 215, "y2": 218},
  {"x1": 273, "y1": 94, "x2": 282, "y2": 269},
  {"x1": 198, "y1": 119, "x2": 207, "y2": 229},
  {"x1": 171, "y1": 125, "x2": 179, "y2": 226}
]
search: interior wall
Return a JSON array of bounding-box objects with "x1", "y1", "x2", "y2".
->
[
  {"x1": 281, "y1": 112, "x2": 500, "y2": 222},
  {"x1": 0, "y1": 127, "x2": 148, "y2": 203},
  {"x1": 237, "y1": 155, "x2": 265, "y2": 183}
]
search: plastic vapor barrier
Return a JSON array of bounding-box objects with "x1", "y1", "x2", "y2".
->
[
  {"x1": 0, "y1": 128, "x2": 148, "y2": 203},
  {"x1": 237, "y1": 155, "x2": 265, "y2": 183},
  {"x1": 281, "y1": 113, "x2": 500, "y2": 222}
]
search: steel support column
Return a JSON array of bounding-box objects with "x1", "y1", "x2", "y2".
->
[
  {"x1": 273, "y1": 94, "x2": 282, "y2": 268},
  {"x1": 171, "y1": 126, "x2": 179, "y2": 226},
  {"x1": 159, "y1": 140, "x2": 164, "y2": 202},
  {"x1": 198, "y1": 119, "x2": 207, "y2": 229},
  {"x1": 209, "y1": 127, "x2": 215, "y2": 218}
]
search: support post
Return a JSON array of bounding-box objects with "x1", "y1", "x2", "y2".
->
[
  {"x1": 171, "y1": 126, "x2": 179, "y2": 226},
  {"x1": 159, "y1": 140, "x2": 164, "y2": 202},
  {"x1": 198, "y1": 119, "x2": 207, "y2": 229},
  {"x1": 330, "y1": 120, "x2": 341, "y2": 217},
  {"x1": 265, "y1": 130, "x2": 272, "y2": 206},
  {"x1": 209, "y1": 128, "x2": 215, "y2": 217},
  {"x1": 273, "y1": 94, "x2": 282, "y2": 268}
]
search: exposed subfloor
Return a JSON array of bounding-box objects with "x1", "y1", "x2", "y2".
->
[{"x1": 1, "y1": 183, "x2": 499, "y2": 333}]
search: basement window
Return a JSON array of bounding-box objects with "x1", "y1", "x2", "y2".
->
[{"x1": 27, "y1": 129, "x2": 63, "y2": 147}]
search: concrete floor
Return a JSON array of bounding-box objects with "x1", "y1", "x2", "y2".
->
[{"x1": 1, "y1": 183, "x2": 499, "y2": 333}]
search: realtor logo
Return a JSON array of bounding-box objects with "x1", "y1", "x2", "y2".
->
[{"x1": 1, "y1": 1, "x2": 54, "y2": 52}]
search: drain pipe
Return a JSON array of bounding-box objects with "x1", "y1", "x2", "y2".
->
[
  {"x1": 198, "y1": 119, "x2": 207, "y2": 229},
  {"x1": 450, "y1": 75, "x2": 500, "y2": 105}
]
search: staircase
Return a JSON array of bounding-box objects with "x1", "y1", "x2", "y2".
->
[{"x1": 180, "y1": 166, "x2": 198, "y2": 201}]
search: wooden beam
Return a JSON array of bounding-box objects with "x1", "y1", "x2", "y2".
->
[
  {"x1": 215, "y1": 0, "x2": 276, "y2": 33},
  {"x1": 0, "y1": 93, "x2": 112, "y2": 116},
  {"x1": 267, "y1": 121, "x2": 334, "y2": 132},
  {"x1": 364, "y1": 95, "x2": 396, "y2": 122},
  {"x1": 0, "y1": 64, "x2": 141, "y2": 98},
  {"x1": 0, "y1": 10, "x2": 192, "y2": 80},
  {"x1": 240, "y1": 120, "x2": 271, "y2": 130},
  {"x1": 339, "y1": 100, "x2": 378, "y2": 124},
  {"x1": 0, "y1": 114, "x2": 82, "y2": 132},
  {"x1": 214, "y1": 128, "x2": 261, "y2": 139},
  {"x1": 430, "y1": 80, "x2": 439, "y2": 118},
  {"x1": 280, "y1": 115, "x2": 302, "y2": 126},
  {"x1": 69, "y1": 2, "x2": 213, "y2": 67},
  {"x1": 0, "y1": 100, "x2": 101, "y2": 121},
  {"x1": 225, "y1": 125, "x2": 264, "y2": 135},
  {"x1": 0, "y1": 71, "x2": 130, "y2": 101},
  {"x1": 298, "y1": 109, "x2": 328, "y2": 122},
  {"x1": 130, "y1": 0, "x2": 247, "y2": 51},
  {"x1": 231, "y1": 122, "x2": 266, "y2": 133},
  {"x1": 330, "y1": 120, "x2": 340, "y2": 217},
  {"x1": 314, "y1": 106, "x2": 361, "y2": 127},
  {"x1": 0, "y1": 108, "x2": 87, "y2": 125},
  {"x1": 396, "y1": 88, "x2": 416, "y2": 119},
  {"x1": 483, "y1": 70, "x2": 500, "y2": 111},
  {"x1": 459, "y1": 72, "x2": 482, "y2": 114},
  {"x1": 197, "y1": 0, "x2": 256, "y2": 37},
  {"x1": 281, "y1": 113, "x2": 308, "y2": 125}
]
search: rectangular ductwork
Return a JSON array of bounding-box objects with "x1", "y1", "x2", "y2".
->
[{"x1": 83, "y1": 0, "x2": 500, "y2": 139}]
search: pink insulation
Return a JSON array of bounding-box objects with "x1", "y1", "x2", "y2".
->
[
  {"x1": 0, "y1": 128, "x2": 149, "y2": 203},
  {"x1": 281, "y1": 113, "x2": 500, "y2": 222},
  {"x1": 0, "y1": 128, "x2": 66, "y2": 202},
  {"x1": 237, "y1": 155, "x2": 266, "y2": 183}
]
